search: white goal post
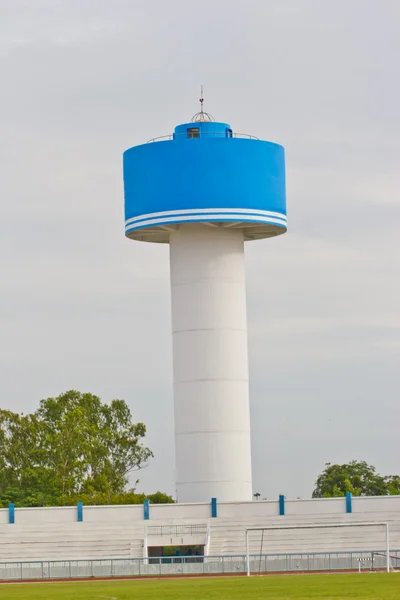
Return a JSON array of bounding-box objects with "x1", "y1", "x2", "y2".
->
[{"x1": 245, "y1": 522, "x2": 390, "y2": 576}]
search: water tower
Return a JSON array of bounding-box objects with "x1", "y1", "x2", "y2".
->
[{"x1": 123, "y1": 96, "x2": 286, "y2": 503}]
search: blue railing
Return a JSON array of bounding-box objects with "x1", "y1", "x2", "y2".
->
[
  {"x1": 147, "y1": 132, "x2": 259, "y2": 143},
  {"x1": 147, "y1": 524, "x2": 207, "y2": 536}
]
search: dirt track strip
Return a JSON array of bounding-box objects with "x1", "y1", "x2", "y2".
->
[{"x1": 0, "y1": 568, "x2": 391, "y2": 585}]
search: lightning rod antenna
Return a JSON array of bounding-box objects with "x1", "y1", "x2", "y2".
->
[
  {"x1": 200, "y1": 85, "x2": 204, "y2": 117},
  {"x1": 190, "y1": 85, "x2": 215, "y2": 123}
]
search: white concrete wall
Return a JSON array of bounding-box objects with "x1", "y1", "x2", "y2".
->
[
  {"x1": 83, "y1": 505, "x2": 143, "y2": 523},
  {"x1": 285, "y1": 498, "x2": 345, "y2": 515},
  {"x1": 1, "y1": 496, "x2": 400, "y2": 525},
  {"x1": 354, "y1": 496, "x2": 400, "y2": 513},
  {"x1": 151, "y1": 503, "x2": 211, "y2": 521},
  {"x1": 0, "y1": 496, "x2": 399, "y2": 562},
  {"x1": 15, "y1": 507, "x2": 76, "y2": 525},
  {"x1": 218, "y1": 500, "x2": 279, "y2": 518}
]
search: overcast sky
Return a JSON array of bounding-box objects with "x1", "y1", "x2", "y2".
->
[{"x1": 1, "y1": 0, "x2": 399, "y2": 500}]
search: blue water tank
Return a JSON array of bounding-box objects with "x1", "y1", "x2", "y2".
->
[{"x1": 123, "y1": 120, "x2": 286, "y2": 243}]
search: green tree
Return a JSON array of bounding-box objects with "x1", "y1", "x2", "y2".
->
[
  {"x1": 312, "y1": 461, "x2": 393, "y2": 498},
  {"x1": 0, "y1": 391, "x2": 163, "y2": 507},
  {"x1": 385, "y1": 475, "x2": 400, "y2": 496},
  {"x1": 0, "y1": 409, "x2": 60, "y2": 507},
  {"x1": 36, "y1": 391, "x2": 153, "y2": 499},
  {"x1": 146, "y1": 491, "x2": 175, "y2": 504},
  {"x1": 60, "y1": 490, "x2": 174, "y2": 506}
]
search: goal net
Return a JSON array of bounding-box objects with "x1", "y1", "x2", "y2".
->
[{"x1": 245, "y1": 522, "x2": 391, "y2": 576}]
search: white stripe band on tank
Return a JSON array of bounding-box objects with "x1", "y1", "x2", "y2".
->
[
  {"x1": 126, "y1": 214, "x2": 287, "y2": 231},
  {"x1": 125, "y1": 207, "x2": 287, "y2": 227}
]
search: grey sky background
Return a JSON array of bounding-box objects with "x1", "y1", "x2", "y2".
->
[{"x1": 1, "y1": 0, "x2": 399, "y2": 500}]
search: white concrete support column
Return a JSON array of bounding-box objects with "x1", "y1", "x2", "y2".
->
[{"x1": 169, "y1": 224, "x2": 252, "y2": 503}]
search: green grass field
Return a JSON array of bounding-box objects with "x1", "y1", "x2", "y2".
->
[{"x1": 0, "y1": 574, "x2": 398, "y2": 600}]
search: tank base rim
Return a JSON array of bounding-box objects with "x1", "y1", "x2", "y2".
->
[{"x1": 125, "y1": 220, "x2": 286, "y2": 243}]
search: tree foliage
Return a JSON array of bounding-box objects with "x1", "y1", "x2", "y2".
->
[
  {"x1": 0, "y1": 391, "x2": 173, "y2": 507},
  {"x1": 312, "y1": 461, "x2": 400, "y2": 498}
]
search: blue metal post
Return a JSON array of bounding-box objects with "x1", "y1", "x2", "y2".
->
[
  {"x1": 346, "y1": 492, "x2": 352, "y2": 513},
  {"x1": 211, "y1": 497, "x2": 217, "y2": 518},
  {"x1": 144, "y1": 499, "x2": 150, "y2": 520},
  {"x1": 279, "y1": 495, "x2": 285, "y2": 516},
  {"x1": 9, "y1": 503, "x2": 15, "y2": 524},
  {"x1": 77, "y1": 501, "x2": 83, "y2": 522}
]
